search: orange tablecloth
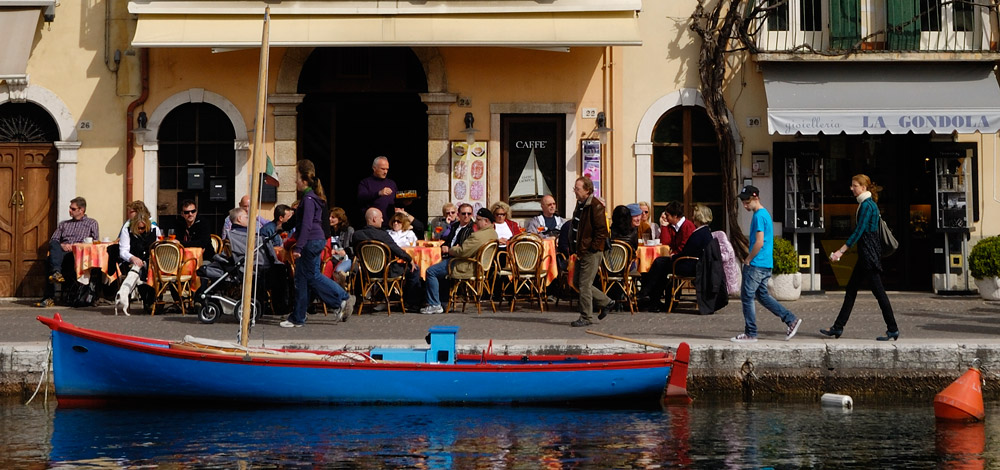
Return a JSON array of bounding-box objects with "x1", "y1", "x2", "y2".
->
[
  {"x1": 636, "y1": 244, "x2": 671, "y2": 273},
  {"x1": 540, "y1": 237, "x2": 558, "y2": 286},
  {"x1": 72, "y1": 242, "x2": 114, "y2": 283},
  {"x1": 403, "y1": 245, "x2": 443, "y2": 280}
]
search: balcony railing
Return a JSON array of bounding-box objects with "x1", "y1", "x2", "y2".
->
[{"x1": 748, "y1": 0, "x2": 999, "y2": 55}]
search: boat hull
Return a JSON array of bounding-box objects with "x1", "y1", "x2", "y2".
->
[{"x1": 40, "y1": 315, "x2": 682, "y2": 407}]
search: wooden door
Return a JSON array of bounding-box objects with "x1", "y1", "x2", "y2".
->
[{"x1": 0, "y1": 144, "x2": 56, "y2": 297}]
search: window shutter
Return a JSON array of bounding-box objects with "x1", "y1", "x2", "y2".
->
[
  {"x1": 829, "y1": 0, "x2": 860, "y2": 49},
  {"x1": 887, "y1": 0, "x2": 920, "y2": 50}
]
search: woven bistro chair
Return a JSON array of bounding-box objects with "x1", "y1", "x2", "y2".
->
[
  {"x1": 507, "y1": 237, "x2": 550, "y2": 312},
  {"x1": 210, "y1": 234, "x2": 223, "y2": 256},
  {"x1": 667, "y1": 256, "x2": 699, "y2": 313},
  {"x1": 601, "y1": 240, "x2": 638, "y2": 314},
  {"x1": 446, "y1": 239, "x2": 499, "y2": 314},
  {"x1": 355, "y1": 240, "x2": 406, "y2": 315},
  {"x1": 149, "y1": 240, "x2": 197, "y2": 316}
]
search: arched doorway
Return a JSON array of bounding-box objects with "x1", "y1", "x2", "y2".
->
[
  {"x1": 297, "y1": 47, "x2": 429, "y2": 224},
  {"x1": 156, "y1": 103, "x2": 237, "y2": 234},
  {"x1": 650, "y1": 106, "x2": 724, "y2": 231},
  {"x1": 0, "y1": 102, "x2": 59, "y2": 296}
]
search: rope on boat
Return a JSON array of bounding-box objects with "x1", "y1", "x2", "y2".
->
[{"x1": 25, "y1": 337, "x2": 52, "y2": 406}]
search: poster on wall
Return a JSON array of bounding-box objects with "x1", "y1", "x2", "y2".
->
[
  {"x1": 581, "y1": 139, "x2": 602, "y2": 199},
  {"x1": 451, "y1": 141, "x2": 487, "y2": 214}
]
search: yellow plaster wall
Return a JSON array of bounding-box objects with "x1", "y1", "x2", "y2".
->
[{"x1": 22, "y1": 1, "x2": 132, "y2": 239}]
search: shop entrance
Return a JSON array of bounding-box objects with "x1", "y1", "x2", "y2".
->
[
  {"x1": 297, "y1": 47, "x2": 429, "y2": 225},
  {"x1": 775, "y1": 134, "x2": 977, "y2": 291}
]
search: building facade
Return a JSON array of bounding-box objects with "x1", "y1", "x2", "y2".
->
[{"x1": 1, "y1": 0, "x2": 998, "y2": 296}]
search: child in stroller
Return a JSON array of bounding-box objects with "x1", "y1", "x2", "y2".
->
[{"x1": 195, "y1": 210, "x2": 282, "y2": 324}]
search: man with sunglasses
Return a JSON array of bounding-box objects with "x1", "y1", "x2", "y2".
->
[
  {"x1": 441, "y1": 203, "x2": 475, "y2": 256},
  {"x1": 178, "y1": 199, "x2": 215, "y2": 258}
]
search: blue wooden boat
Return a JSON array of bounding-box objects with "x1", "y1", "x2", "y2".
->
[{"x1": 38, "y1": 314, "x2": 690, "y2": 407}]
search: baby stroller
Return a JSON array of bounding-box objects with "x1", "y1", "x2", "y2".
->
[{"x1": 195, "y1": 233, "x2": 277, "y2": 325}]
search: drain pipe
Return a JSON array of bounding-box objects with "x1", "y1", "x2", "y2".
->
[{"x1": 125, "y1": 48, "x2": 149, "y2": 205}]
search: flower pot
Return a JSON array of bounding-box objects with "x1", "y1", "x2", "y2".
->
[
  {"x1": 974, "y1": 277, "x2": 1000, "y2": 301},
  {"x1": 767, "y1": 272, "x2": 801, "y2": 301}
]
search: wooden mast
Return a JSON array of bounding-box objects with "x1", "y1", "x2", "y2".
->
[{"x1": 239, "y1": 6, "x2": 270, "y2": 346}]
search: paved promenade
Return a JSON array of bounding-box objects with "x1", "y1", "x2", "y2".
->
[{"x1": 3, "y1": 292, "x2": 999, "y2": 396}]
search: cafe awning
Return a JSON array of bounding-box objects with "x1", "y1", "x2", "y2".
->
[
  {"x1": 0, "y1": 7, "x2": 44, "y2": 79},
  {"x1": 763, "y1": 62, "x2": 1000, "y2": 135},
  {"x1": 129, "y1": 0, "x2": 642, "y2": 48}
]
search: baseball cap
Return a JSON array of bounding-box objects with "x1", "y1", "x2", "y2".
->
[
  {"x1": 737, "y1": 185, "x2": 760, "y2": 201},
  {"x1": 476, "y1": 207, "x2": 495, "y2": 223},
  {"x1": 626, "y1": 203, "x2": 643, "y2": 217}
]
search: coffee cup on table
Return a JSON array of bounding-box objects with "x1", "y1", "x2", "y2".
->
[{"x1": 83, "y1": 237, "x2": 93, "y2": 243}]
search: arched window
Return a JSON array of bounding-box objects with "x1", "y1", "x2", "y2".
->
[
  {"x1": 157, "y1": 103, "x2": 236, "y2": 234},
  {"x1": 651, "y1": 106, "x2": 723, "y2": 230}
]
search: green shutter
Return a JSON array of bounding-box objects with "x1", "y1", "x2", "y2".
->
[
  {"x1": 829, "y1": 0, "x2": 860, "y2": 49},
  {"x1": 887, "y1": 0, "x2": 920, "y2": 50}
]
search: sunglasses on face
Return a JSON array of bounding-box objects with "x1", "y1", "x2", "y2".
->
[
  {"x1": 182, "y1": 210, "x2": 197, "y2": 214},
  {"x1": 460, "y1": 212, "x2": 473, "y2": 216}
]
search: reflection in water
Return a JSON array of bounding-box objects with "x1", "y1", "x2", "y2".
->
[{"x1": 0, "y1": 396, "x2": 997, "y2": 468}]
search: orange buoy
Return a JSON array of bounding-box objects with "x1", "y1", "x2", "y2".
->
[{"x1": 933, "y1": 364, "x2": 985, "y2": 421}]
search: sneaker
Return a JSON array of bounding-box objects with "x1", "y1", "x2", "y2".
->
[
  {"x1": 35, "y1": 298, "x2": 54, "y2": 308},
  {"x1": 48, "y1": 272, "x2": 65, "y2": 284},
  {"x1": 597, "y1": 300, "x2": 616, "y2": 320},
  {"x1": 570, "y1": 318, "x2": 593, "y2": 327},
  {"x1": 279, "y1": 320, "x2": 303, "y2": 328},
  {"x1": 339, "y1": 295, "x2": 356, "y2": 322},
  {"x1": 785, "y1": 318, "x2": 802, "y2": 341},
  {"x1": 730, "y1": 333, "x2": 758, "y2": 343},
  {"x1": 420, "y1": 305, "x2": 444, "y2": 315}
]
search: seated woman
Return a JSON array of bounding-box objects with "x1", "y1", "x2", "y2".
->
[
  {"x1": 114, "y1": 204, "x2": 160, "y2": 315},
  {"x1": 329, "y1": 207, "x2": 354, "y2": 273},
  {"x1": 610, "y1": 205, "x2": 638, "y2": 251},
  {"x1": 638, "y1": 204, "x2": 714, "y2": 311},
  {"x1": 491, "y1": 201, "x2": 521, "y2": 246},
  {"x1": 387, "y1": 212, "x2": 417, "y2": 248}
]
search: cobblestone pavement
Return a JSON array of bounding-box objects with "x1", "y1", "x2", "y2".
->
[{"x1": 4, "y1": 292, "x2": 999, "y2": 347}]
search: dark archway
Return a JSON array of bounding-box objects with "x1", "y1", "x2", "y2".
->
[
  {"x1": 297, "y1": 47, "x2": 429, "y2": 225},
  {"x1": 156, "y1": 102, "x2": 237, "y2": 234}
]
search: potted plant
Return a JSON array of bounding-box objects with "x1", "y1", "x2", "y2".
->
[
  {"x1": 969, "y1": 235, "x2": 1000, "y2": 300},
  {"x1": 767, "y1": 237, "x2": 801, "y2": 301}
]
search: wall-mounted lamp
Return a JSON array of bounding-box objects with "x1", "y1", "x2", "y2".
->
[
  {"x1": 594, "y1": 111, "x2": 612, "y2": 145},
  {"x1": 461, "y1": 112, "x2": 479, "y2": 145},
  {"x1": 137, "y1": 111, "x2": 148, "y2": 129}
]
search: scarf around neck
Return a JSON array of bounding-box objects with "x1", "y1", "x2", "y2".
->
[{"x1": 856, "y1": 191, "x2": 872, "y2": 203}]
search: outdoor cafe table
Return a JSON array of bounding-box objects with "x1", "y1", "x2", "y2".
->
[
  {"x1": 404, "y1": 241, "x2": 444, "y2": 280},
  {"x1": 72, "y1": 242, "x2": 203, "y2": 290}
]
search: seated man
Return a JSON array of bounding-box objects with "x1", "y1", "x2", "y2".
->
[
  {"x1": 524, "y1": 194, "x2": 565, "y2": 236},
  {"x1": 177, "y1": 199, "x2": 215, "y2": 259},
  {"x1": 420, "y1": 208, "x2": 498, "y2": 314},
  {"x1": 639, "y1": 204, "x2": 714, "y2": 311},
  {"x1": 37, "y1": 197, "x2": 100, "y2": 307},
  {"x1": 221, "y1": 195, "x2": 270, "y2": 240},
  {"x1": 428, "y1": 203, "x2": 457, "y2": 240},
  {"x1": 352, "y1": 207, "x2": 421, "y2": 307},
  {"x1": 442, "y1": 203, "x2": 475, "y2": 257},
  {"x1": 228, "y1": 207, "x2": 278, "y2": 311}
]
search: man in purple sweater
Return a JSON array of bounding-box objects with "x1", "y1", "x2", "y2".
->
[{"x1": 357, "y1": 156, "x2": 397, "y2": 226}]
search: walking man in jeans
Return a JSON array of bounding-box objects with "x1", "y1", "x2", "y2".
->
[
  {"x1": 570, "y1": 176, "x2": 614, "y2": 327},
  {"x1": 732, "y1": 185, "x2": 801, "y2": 342}
]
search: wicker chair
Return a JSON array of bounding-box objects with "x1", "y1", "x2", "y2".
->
[
  {"x1": 667, "y1": 256, "x2": 699, "y2": 313},
  {"x1": 445, "y1": 239, "x2": 499, "y2": 314},
  {"x1": 210, "y1": 234, "x2": 223, "y2": 256},
  {"x1": 355, "y1": 240, "x2": 407, "y2": 314},
  {"x1": 601, "y1": 240, "x2": 637, "y2": 314},
  {"x1": 507, "y1": 237, "x2": 550, "y2": 312},
  {"x1": 149, "y1": 240, "x2": 197, "y2": 315}
]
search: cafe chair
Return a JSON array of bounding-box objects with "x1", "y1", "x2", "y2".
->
[
  {"x1": 507, "y1": 237, "x2": 550, "y2": 312},
  {"x1": 210, "y1": 234, "x2": 223, "y2": 257},
  {"x1": 446, "y1": 239, "x2": 499, "y2": 314},
  {"x1": 149, "y1": 240, "x2": 197, "y2": 316},
  {"x1": 667, "y1": 256, "x2": 699, "y2": 313},
  {"x1": 356, "y1": 240, "x2": 406, "y2": 315},
  {"x1": 601, "y1": 240, "x2": 637, "y2": 314}
]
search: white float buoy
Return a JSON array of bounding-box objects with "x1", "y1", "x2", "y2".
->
[{"x1": 821, "y1": 393, "x2": 853, "y2": 408}]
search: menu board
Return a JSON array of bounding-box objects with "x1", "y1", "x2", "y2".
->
[
  {"x1": 582, "y1": 139, "x2": 602, "y2": 199},
  {"x1": 450, "y1": 141, "x2": 488, "y2": 214}
]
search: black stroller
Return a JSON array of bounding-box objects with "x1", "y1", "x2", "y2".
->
[{"x1": 194, "y1": 232, "x2": 279, "y2": 325}]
